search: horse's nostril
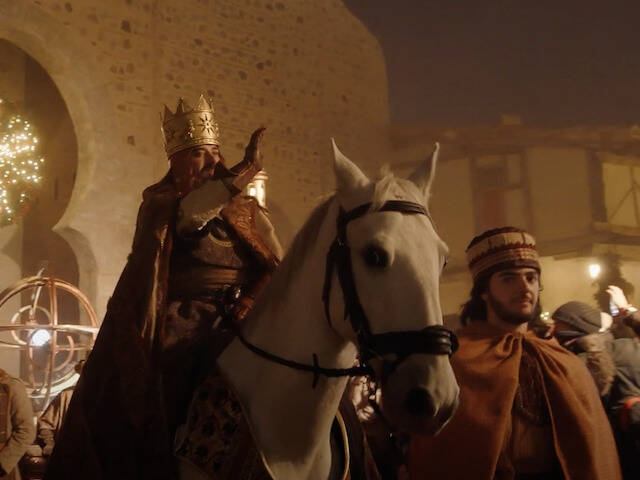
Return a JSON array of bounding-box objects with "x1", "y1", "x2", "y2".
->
[{"x1": 404, "y1": 388, "x2": 436, "y2": 416}]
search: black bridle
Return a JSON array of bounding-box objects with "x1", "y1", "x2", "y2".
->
[{"x1": 237, "y1": 199, "x2": 458, "y2": 387}]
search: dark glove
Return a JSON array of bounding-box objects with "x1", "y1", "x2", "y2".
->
[
  {"x1": 222, "y1": 127, "x2": 266, "y2": 194},
  {"x1": 239, "y1": 127, "x2": 265, "y2": 171}
]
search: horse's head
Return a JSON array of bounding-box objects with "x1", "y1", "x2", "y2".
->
[{"x1": 329, "y1": 141, "x2": 459, "y2": 435}]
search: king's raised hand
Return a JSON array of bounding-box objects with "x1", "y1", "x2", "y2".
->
[{"x1": 242, "y1": 127, "x2": 266, "y2": 171}]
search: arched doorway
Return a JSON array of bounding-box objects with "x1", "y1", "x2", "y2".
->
[{"x1": 0, "y1": 39, "x2": 79, "y2": 376}]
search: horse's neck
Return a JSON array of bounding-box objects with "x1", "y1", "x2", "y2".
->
[{"x1": 218, "y1": 199, "x2": 357, "y2": 479}]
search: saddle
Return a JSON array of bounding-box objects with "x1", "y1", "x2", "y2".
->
[{"x1": 174, "y1": 367, "x2": 352, "y2": 480}]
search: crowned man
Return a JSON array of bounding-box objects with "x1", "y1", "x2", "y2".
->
[
  {"x1": 46, "y1": 96, "x2": 283, "y2": 480},
  {"x1": 409, "y1": 227, "x2": 621, "y2": 480}
]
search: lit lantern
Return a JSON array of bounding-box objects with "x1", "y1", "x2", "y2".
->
[{"x1": 244, "y1": 169, "x2": 268, "y2": 208}]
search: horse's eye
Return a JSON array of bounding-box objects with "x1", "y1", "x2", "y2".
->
[{"x1": 362, "y1": 245, "x2": 389, "y2": 268}]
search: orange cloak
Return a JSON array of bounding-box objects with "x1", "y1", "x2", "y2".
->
[{"x1": 409, "y1": 321, "x2": 621, "y2": 480}]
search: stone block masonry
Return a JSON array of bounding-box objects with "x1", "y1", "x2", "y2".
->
[{"x1": 0, "y1": 0, "x2": 392, "y2": 318}]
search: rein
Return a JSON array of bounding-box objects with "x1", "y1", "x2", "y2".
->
[
  {"x1": 236, "y1": 199, "x2": 458, "y2": 387},
  {"x1": 235, "y1": 330, "x2": 373, "y2": 387}
]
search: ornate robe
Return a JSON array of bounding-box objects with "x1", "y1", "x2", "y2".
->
[{"x1": 45, "y1": 175, "x2": 279, "y2": 480}]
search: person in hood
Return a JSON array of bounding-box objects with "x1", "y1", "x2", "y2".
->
[{"x1": 553, "y1": 297, "x2": 640, "y2": 479}]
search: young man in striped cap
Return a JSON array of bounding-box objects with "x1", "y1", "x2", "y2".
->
[{"x1": 409, "y1": 227, "x2": 621, "y2": 480}]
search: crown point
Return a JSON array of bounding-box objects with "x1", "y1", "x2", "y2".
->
[
  {"x1": 175, "y1": 98, "x2": 191, "y2": 114},
  {"x1": 162, "y1": 105, "x2": 173, "y2": 122},
  {"x1": 195, "y1": 94, "x2": 211, "y2": 111}
]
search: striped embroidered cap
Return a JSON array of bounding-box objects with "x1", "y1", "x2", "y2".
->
[{"x1": 466, "y1": 227, "x2": 540, "y2": 281}]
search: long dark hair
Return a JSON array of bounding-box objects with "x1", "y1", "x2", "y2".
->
[{"x1": 459, "y1": 275, "x2": 490, "y2": 326}]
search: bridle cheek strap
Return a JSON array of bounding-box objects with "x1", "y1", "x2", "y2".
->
[{"x1": 322, "y1": 200, "x2": 459, "y2": 371}]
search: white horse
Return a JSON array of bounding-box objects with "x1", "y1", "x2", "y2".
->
[{"x1": 180, "y1": 141, "x2": 460, "y2": 479}]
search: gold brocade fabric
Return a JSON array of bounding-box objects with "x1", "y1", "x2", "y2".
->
[
  {"x1": 174, "y1": 370, "x2": 271, "y2": 480},
  {"x1": 175, "y1": 368, "x2": 350, "y2": 480}
]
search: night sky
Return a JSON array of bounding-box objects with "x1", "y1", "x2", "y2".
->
[{"x1": 344, "y1": 1, "x2": 640, "y2": 127}]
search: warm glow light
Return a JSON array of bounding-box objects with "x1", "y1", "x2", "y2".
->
[
  {"x1": 30, "y1": 329, "x2": 51, "y2": 347},
  {"x1": 244, "y1": 170, "x2": 268, "y2": 208},
  {"x1": 589, "y1": 263, "x2": 601, "y2": 279},
  {"x1": 0, "y1": 98, "x2": 44, "y2": 225}
]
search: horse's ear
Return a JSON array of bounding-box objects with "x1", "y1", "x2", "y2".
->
[
  {"x1": 408, "y1": 142, "x2": 439, "y2": 198},
  {"x1": 332, "y1": 138, "x2": 370, "y2": 192}
]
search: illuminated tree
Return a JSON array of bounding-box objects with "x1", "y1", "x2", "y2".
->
[{"x1": 0, "y1": 98, "x2": 44, "y2": 226}]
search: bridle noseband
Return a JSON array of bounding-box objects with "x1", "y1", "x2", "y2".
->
[{"x1": 237, "y1": 199, "x2": 458, "y2": 387}]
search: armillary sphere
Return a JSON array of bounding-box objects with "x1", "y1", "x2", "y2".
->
[{"x1": 0, "y1": 272, "x2": 98, "y2": 411}]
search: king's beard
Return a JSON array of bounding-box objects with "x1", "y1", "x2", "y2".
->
[{"x1": 487, "y1": 292, "x2": 541, "y2": 326}]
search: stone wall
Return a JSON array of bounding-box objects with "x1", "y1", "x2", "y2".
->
[{"x1": 0, "y1": 0, "x2": 392, "y2": 318}]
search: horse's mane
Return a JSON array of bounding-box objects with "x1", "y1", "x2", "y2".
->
[
  {"x1": 250, "y1": 169, "x2": 427, "y2": 317},
  {"x1": 249, "y1": 195, "x2": 335, "y2": 315}
]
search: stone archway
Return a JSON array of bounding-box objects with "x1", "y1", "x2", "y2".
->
[
  {"x1": 0, "y1": 3, "x2": 124, "y2": 316},
  {"x1": 0, "y1": 38, "x2": 81, "y2": 318}
]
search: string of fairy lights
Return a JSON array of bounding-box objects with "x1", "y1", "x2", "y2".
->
[{"x1": 0, "y1": 98, "x2": 44, "y2": 226}]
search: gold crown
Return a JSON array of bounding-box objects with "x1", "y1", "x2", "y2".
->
[{"x1": 161, "y1": 94, "x2": 221, "y2": 156}]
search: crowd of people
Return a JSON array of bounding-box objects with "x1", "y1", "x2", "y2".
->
[
  {"x1": 1, "y1": 95, "x2": 639, "y2": 479},
  {"x1": 360, "y1": 228, "x2": 640, "y2": 479}
]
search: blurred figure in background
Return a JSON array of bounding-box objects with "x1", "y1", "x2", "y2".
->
[
  {"x1": 35, "y1": 361, "x2": 85, "y2": 457},
  {"x1": 348, "y1": 376, "x2": 407, "y2": 480},
  {"x1": 608, "y1": 285, "x2": 640, "y2": 340},
  {"x1": 0, "y1": 368, "x2": 36, "y2": 480},
  {"x1": 552, "y1": 295, "x2": 640, "y2": 479},
  {"x1": 528, "y1": 311, "x2": 555, "y2": 339}
]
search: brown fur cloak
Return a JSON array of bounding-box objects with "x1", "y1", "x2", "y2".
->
[
  {"x1": 45, "y1": 175, "x2": 276, "y2": 480},
  {"x1": 408, "y1": 322, "x2": 622, "y2": 480}
]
